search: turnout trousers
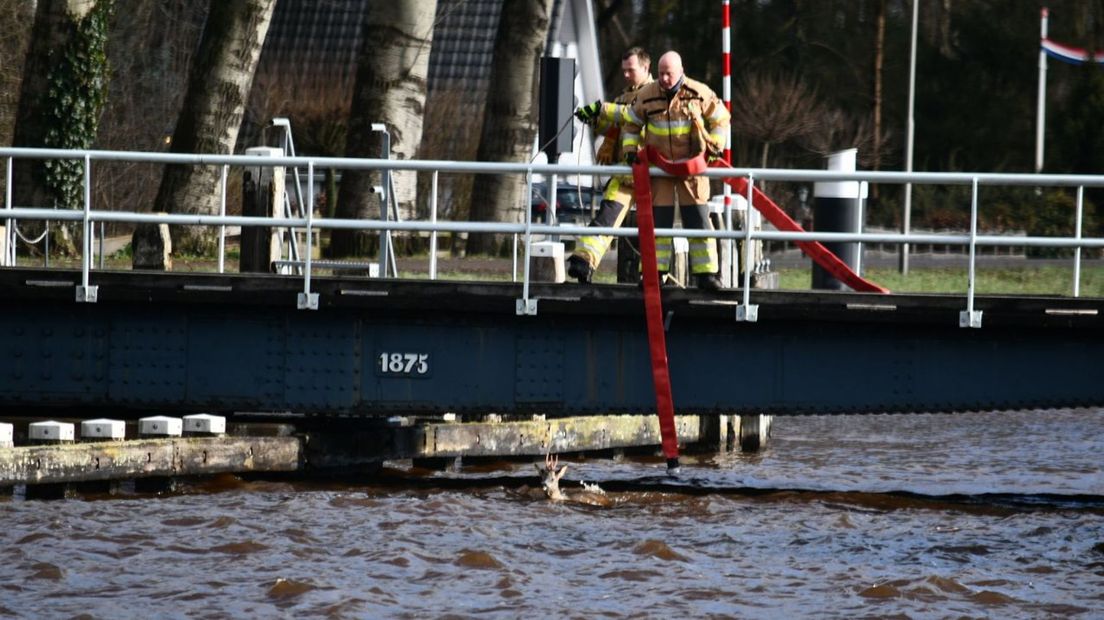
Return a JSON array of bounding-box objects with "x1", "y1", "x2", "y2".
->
[
  {"x1": 571, "y1": 176, "x2": 635, "y2": 269},
  {"x1": 653, "y1": 202, "x2": 719, "y2": 274}
]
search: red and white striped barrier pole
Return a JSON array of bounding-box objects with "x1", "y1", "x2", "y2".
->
[
  {"x1": 721, "y1": 0, "x2": 731, "y2": 168},
  {"x1": 721, "y1": 0, "x2": 734, "y2": 282}
]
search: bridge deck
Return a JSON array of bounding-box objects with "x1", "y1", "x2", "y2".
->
[{"x1": 2, "y1": 267, "x2": 1102, "y2": 416}]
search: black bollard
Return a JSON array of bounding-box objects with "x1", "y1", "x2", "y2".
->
[{"x1": 812, "y1": 148, "x2": 866, "y2": 290}]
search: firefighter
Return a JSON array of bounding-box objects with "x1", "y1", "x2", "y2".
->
[
  {"x1": 565, "y1": 47, "x2": 654, "y2": 284},
  {"x1": 621, "y1": 50, "x2": 730, "y2": 290}
]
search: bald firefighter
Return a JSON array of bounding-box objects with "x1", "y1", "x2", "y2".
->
[
  {"x1": 621, "y1": 50, "x2": 730, "y2": 290},
  {"x1": 566, "y1": 47, "x2": 654, "y2": 284}
]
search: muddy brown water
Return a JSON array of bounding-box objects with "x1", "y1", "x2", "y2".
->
[{"x1": 1, "y1": 410, "x2": 1102, "y2": 618}]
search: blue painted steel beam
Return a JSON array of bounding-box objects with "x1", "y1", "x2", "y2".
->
[{"x1": 1, "y1": 270, "x2": 1102, "y2": 416}]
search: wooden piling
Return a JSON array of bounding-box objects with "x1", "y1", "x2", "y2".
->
[{"x1": 737, "y1": 414, "x2": 773, "y2": 452}]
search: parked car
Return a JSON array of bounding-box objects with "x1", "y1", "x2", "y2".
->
[{"x1": 530, "y1": 182, "x2": 597, "y2": 224}]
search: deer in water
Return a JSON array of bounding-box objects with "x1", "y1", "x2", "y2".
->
[{"x1": 535, "y1": 452, "x2": 612, "y2": 507}]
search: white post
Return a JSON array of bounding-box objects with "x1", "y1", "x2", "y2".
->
[
  {"x1": 430, "y1": 171, "x2": 438, "y2": 280},
  {"x1": 900, "y1": 0, "x2": 919, "y2": 275},
  {"x1": 1036, "y1": 7, "x2": 1049, "y2": 173},
  {"x1": 298, "y1": 160, "x2": 318, "y2": 310},
  {"x1": 218, "y1": 164, "x2": 227, "y2": 273},
  {"x1": 1074, "y1": 185, "x2": 1083, "y2": 297},
  {"x1": 3, "y1": 157, "x2": 11, "y2": 266}
]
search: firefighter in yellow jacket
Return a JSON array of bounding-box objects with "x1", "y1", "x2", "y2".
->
[
  {"x1": 621, "y1": 50, "x2": 730, "y2": 290},
  {"x1": 566, "y1": 47, "x2": 653, "y2": 284}
]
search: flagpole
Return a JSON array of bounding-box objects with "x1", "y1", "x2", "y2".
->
[
  {"x1": 900, "y1": 0, "x2": 918, "y2": 275},
  {"x1": 1036, "y1": 7, "x2": 1049, "y2": 173}
]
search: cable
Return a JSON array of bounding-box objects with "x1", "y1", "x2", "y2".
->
[
  {"x1": 12, "y1": 220, "x2": 48, "y2": 245},
  {"x1": 529, "y1": 114, "x2": 577, "y2": 165},
  {"x1": 530, "y1": 115, "x2": 584, "y2": 225}
]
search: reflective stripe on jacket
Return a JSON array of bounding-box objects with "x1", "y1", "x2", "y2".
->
[{"x1": 593, "y1": 77, "x2": 653, "y2": 171}]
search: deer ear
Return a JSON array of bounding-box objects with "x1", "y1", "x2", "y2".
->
[
  {"x1": 535, "y1": 463, "x2": 544, "y2": 473},
  {"x1": 557, "y1": 464, "x2": 569, "y2": 477}
]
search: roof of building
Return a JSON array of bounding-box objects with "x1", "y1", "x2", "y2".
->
[{"x1": 259, "y1": 0, "x2": 508, "y2": 96}]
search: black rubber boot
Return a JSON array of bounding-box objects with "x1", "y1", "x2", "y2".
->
[
  {"x1": 695, "y1": 273, "x2": 722, "y2": 291},
  {"x1": 566, "y1": 255, "x2": 594, "y2": 284}
]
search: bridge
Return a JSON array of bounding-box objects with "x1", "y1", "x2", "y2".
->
[{"x1": 1, "y1": 147, "x2": 1103, "y2": 419}]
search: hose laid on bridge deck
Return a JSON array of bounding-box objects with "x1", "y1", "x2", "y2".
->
[{"x1": 642, "y1": 147, "x2": 890, "y2": 294}]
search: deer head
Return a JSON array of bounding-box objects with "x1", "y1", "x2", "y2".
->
[{"x1": 535, "y1": 451, "x2": 569, "y2": 501}]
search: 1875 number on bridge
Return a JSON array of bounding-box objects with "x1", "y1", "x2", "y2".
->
[{"x1": 377, "y1": 352, "x2": 430, "y2": 377}]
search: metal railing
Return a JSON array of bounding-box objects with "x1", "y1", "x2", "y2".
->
[{"x1": 3, "y1": 146, "x2": 1104, "y2": 325}]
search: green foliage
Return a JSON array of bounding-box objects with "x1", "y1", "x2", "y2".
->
[
  {"x1": 41, "y1": 1, "x2": 114, "y2": 209},
  {"x1": 109, "y1": 241, "x2": 132, "y2": 259},
  {"x1": 780, "y1": 264, "x2": 1104, "y2": 297}
]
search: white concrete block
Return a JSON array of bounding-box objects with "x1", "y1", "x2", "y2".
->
[
  {"x1": 0, "y1": 422, "x2": 12, "y2": 448},
  {"x1": 183, "y1": 414, "x2": 226, "y2": 435},
  {"x1": 529, "y1": 241, "x2": 566, "y2": 283},
  {"x1": 530, "y1": 241, "x2": 564, "y2": 259},
  {"x1": 138, "y1": 416, "x2": 183, "y2": 437},
  {"x1": 28, "y1": 420, "x2": 75, "y2": 442},
  {"x1": 80, "y1": 418, "x2": 126, "y2": 440}
]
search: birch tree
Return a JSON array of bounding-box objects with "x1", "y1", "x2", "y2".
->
[
  {"x1": 329, "y1": 0, "x2": 437, "y2": 258},
  {"x1": 465, "y1": 0, "x2": 555, "y2": 256},
  {"x1": 0, "y1": 0, "x2": 34, "y2": 147},
  {"x1": 133, "y1": 0, "x2": 275, "y2": 265}
]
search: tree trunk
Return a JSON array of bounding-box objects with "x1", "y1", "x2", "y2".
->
[
  {"x1": 465, "y1": 0, "x2": 555, "y2": 256},
  {"x1": 10, "y1": 0, "x2": 111, "y2": 256},
  {"x1": 0, "y1": 0, "x2": 34, "y2": 230},
  {"x1": 329, "y1": 0, "x2": 436, "y2": 259},
  {"x1": 871, "y1": 0, "x2": 885, "y2": 198},
  {"x1": 134, "y1": 0, "x2": 274, "y2": 265},
  {"x1": 0, "y1": 0, "x2": 34, "y2": 147}
]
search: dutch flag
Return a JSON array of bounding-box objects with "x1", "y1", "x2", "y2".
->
[{"x1": 1042, "y1": 38, "x2": 1104, "y2": 66}]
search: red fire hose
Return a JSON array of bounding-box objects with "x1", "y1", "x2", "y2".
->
[
  {"x1": 630, "y1": 148, "x2": 681, "y2": 471},
  {"x1": 630, "y1": 148, "x2": 889, "y2": 472}
]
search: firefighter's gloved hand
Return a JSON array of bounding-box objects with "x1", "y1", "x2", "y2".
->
[
  {"x1": 706, "y1": 151, "x2": 723, "y2": 163},
  {"x1": 574, "y1": 101, "x2": 601, "y2": 124},
  {"x1": 624, "y1": 151, "x2": 638, "y2": 166}
]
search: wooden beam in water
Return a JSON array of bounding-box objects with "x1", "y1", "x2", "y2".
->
[
  {"x1": 0, "y1": 436, "x2": 300, "y2": 485},
  {"x1": 416, "y1": 415, "x2": 703, "y2": 458}
]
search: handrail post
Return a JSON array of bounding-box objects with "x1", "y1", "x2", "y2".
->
[
  {"x1": 959, "y1": 177, "x2": 982, "y2": 328},
  {"x1": 298, "y1": 160, "x2": 319, "y2": 310},
  {"x1": 374, "y1": 124, "x2": 392, "y2": 278},
  {"x1": 517, "y1": 169, "x2": 537, "y2": 315},
  {"x1": 4, "y1": 157, "x2": 13, "y2": 266},
  {"x1": 76, "y1": 154, "x2": 97, "y2": 302},
  {"x1": 218, "y1": 164, "x2": 228, "y2": 274},
  {"x1": 736, "y1": 173, "x2": 758, "y2": 322},
  {"x1": 723, "y1": 168, "x2": 734, "y2": 287},
  {"x1": 1074, "y1": 185, "x2": 1084, "y2": 297},
  {"x1": 429, "y1": 170, "x2": 438, "y2": 280}
]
